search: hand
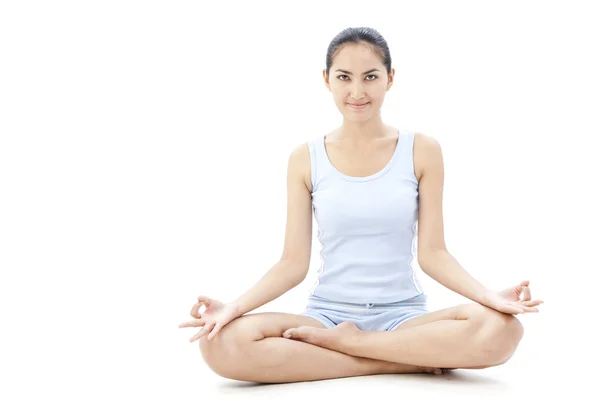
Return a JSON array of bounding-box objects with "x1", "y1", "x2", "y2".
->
[
  {"x1": 482, "y1": 280, "x2": 544, "y2": 315},
  {"x1": 178, "y1": 295, "x2": 241, "y2": 342}
]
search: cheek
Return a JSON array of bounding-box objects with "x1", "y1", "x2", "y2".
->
[{"x1": 368, "y1": 92, "x2": 387, "y2": 107}]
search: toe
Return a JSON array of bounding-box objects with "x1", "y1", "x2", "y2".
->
[
  {"x1": 284, "y1": 326, "x2": 318, "y2": 341},
  {"x1": 283, "y1": 329, "x2": 294, "y2": 338}
]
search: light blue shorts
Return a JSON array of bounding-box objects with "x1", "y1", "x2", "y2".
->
[{"x1": 300, "y1": 293, "x2": 429, "y2": 331}]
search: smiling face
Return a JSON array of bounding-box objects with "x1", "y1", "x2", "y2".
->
[{"x1": 323, "y1": 41, "x2": 394, "y2": 121}]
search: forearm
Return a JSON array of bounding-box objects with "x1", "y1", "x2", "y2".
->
[
  {"x1": 419, "y1": 250, "x2": 489, "y2": 304},
  {"x1": 231, "y1": 260, "x2": 305, "y2": 317}
]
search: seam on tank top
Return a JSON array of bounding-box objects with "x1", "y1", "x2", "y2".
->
[
  {"x1": 309, "y1": 223, "x2": 325, "y2": 295},
  {"x1": 307, "y1": 140, "x2": 317, "y2": 193},
  {"x1": 409, "y1": 131, "x2": 421, "y2": 292},
  {"x1": 309, "y1": 137, "x2": 325, "y2": 294},
  {"x1": 309, "y1": 136, "x2": 324, "y2": 296},
  {"x1": 408, "y1": 219, "x2": 421, "y2": 293}
]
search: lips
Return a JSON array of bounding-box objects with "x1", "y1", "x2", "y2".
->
[{"x1": 348, "y1": 102, "x2": 370, "y2": 109}]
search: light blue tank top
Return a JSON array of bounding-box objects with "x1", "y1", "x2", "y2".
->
[{"x1": 306, "y1": 129, "x2": 424, "y2": 304}]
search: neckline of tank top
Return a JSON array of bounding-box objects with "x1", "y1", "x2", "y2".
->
[{"x1": 321, "y1": 128, "x2": 403, "y2": 182}]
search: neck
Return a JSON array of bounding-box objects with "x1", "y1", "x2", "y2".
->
[{"x1": 338, "y1": 115, "x2": 389, "y2": 142}]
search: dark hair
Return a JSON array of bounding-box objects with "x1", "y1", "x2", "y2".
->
[{"x1": 325, "y1": 27, "x2": 392, "y2": 77}]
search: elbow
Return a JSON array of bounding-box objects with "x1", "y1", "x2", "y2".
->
[
  {"x1": 287, "y1": 272, "x2": 307, "y2": 289},
  {"x1": 277, "y1": 259, "x2": 308, "y2": 285},
  {"x1": 418, "y1": 249, "x2": 447, "y2": 272},
  {"x1": 292, "y1": 266, "x2": 309, "y2": 284},
  {"x1": 292, "y1": 273, "x2": 306, "y2": 286}
]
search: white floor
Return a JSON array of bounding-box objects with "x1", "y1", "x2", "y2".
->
[{"x1": 174, "y1": 355, "x2": 582, "y2": 400}]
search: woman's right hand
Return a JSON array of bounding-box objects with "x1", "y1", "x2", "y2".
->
[{"x1": 178, "y1": 295, "x2": 241, "y2": 342}]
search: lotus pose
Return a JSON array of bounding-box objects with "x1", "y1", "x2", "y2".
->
[{"x1": 179, "y1": 26, "x2": 543, "y2": 383}]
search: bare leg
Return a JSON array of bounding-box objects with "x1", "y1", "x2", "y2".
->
[
  {"x1": 199, "y1": 312, "x2": 442, "y2": 383},
  {"x1": 283, "y1": 303, "x2": 524, "y2": 369}
]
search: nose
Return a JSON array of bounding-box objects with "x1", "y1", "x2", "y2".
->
[{"x1": 350, "y1": 81, "x2": 366, "y2": 100}]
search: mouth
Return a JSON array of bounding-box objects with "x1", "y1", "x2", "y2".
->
[{"x1": 348, "y1": 102, "x2": 370, "y2": 108}]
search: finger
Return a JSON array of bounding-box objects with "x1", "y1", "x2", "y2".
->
[
  {"x1": 207, "y1": 323, "x2": 223, "y2": 341},
  {"x1": 519, "y1": 305, "x2": 539, "y2": 313},
  {"x1": 189, "y1": 295, "x2": 212, "y2": 317},
  {"x1": 179, "y1": 319, "x2": 206, "y2": 328},
  {"x1": 191, "y1": 322, "x2": 214, "y2": 343},
  {"x1": 521, "y1": 286, "x2": 532, "y2": 301},
  {"x1": 521, "y1": 299, "x2": 543, "y2": 307},
  {"x1": 498, "y1": 304, "x2": 524, "y2": 315},
  {"x1": 514, "y1": 280, "x2": 530, "y2": 295},
  {"x1": 197, "y1": 295, "x2": 212, "y2": 306},
  {"x1": 509, "y1": 301, "x2": 529, "y2": 313},
  {"x1": 190, "y1": 302, "x2": 205, "y2": 318},
  {"x1": 503, "y1": 308, "x2": 524, "y2": 315},
  {"x1": 189, "y1": 327, "x2": 206, "y2": 343},
  {"x1": 514, "y1": 284, "x2": 524, "y2": 296},
  {"x1": 512, "y1": 302, "x2": 538, "y2": 313}
]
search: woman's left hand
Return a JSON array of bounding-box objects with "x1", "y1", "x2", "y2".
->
[{"x1": 482, "y1": 280, "x2": 543, "y2": 315}]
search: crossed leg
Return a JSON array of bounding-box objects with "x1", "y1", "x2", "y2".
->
[
  {"x1": 199, "y1": 311, "x2": 442, "y2": 383},
  {"x1": 283, "y1": 303, "x2": 525, "y2": 369}
]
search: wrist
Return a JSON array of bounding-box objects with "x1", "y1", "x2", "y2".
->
[
  {"x1": 229, "y1": 301, "x2": 243, "y2": 317},
  {"x1": 478, "y1": 289, "x2": 493, "y2": 305}
]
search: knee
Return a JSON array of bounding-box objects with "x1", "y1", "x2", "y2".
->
[
  {"x1": 198, "y1": 336, "x2": 236, "y2": 379},
  {"x1": 198, "y1": 317, "x2": 258, "y2": 379},
  {"x1": 469, "y1": 305, "x2": 525, "y2": 365}
]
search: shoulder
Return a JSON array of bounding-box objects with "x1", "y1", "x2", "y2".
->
[
  {"x1": 288, "y1": 141, "x2": 313, "y2": 192},
  {"x1": 413, "y1": 132, "x2": 443, "y2": 182},
  {"x1": 414, "y1": 132, "x2": 442, "y2": 153}
]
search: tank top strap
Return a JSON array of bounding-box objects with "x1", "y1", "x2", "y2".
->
[
  {"x1": 307, "y1": 134, "x2": 334, "y2": 192},
  {"x1": 391, "y1": 130, "x2": 418, "y2": 182}
]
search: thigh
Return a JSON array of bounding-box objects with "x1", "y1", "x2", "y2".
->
[{"x1": 391, "y1": 303, "x2": 485, "y2": 331}]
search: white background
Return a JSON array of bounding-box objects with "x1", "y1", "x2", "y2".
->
[{"x1": 1, "y1": 0, "x2": 598, "y2": 398}]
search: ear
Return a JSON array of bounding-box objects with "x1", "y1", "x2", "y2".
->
[
  {"x1": 387, "y1": 68, "x2": 395, "y2": 91},
  {"x1": 323, "y1": 69, "x2": 331, "y2": 91}
]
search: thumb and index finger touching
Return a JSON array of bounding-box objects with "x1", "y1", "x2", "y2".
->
[
  {"x1": 519, "y1": 280, "x2": 534, "y2": 302},
  {"x1": 190, "y1": 295, "x2": 213, "y2": 318},
  {"x1": 516, "y1": 280, "x2": 543, "y2": 304}
]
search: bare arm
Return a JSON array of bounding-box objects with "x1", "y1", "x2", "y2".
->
[
  {"x1": 415, "y1": 133, "x2": 488, "y2": 303},
  {"x1": 232, "y1": 142, "x2": 314, "y2": 316}
]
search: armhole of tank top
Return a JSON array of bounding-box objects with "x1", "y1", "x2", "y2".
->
[
  {"x1": 307, "y1": 140, "x2": 317, "y2": 194},
  {"x1": 406, "y1": 131, "x2": 418, "y2": 183}
]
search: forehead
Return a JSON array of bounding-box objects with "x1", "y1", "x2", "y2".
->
[{"x1": 331, "y1": 43, "x2": 382, "y2": 69}]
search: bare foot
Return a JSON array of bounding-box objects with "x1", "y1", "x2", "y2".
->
[
  {"x1": 422, "y1": 366, "x2": 444, "y2": 375},
  {"x1": 282, "y1": 320, "x2": 361, "y2": 349},
  {"x1": 383, "y1": 363, "x2": 444, "y2": 375},
  {"x1": 335, "y1": 321, "x2": 361, "y2": 334},
  {"x1": 283, "y1": 325, "x2": 336, "y2": 348}
]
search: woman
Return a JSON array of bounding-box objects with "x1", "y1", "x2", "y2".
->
[{"x1": 178, "y1": 26, "x2": 543, "y2": 383}]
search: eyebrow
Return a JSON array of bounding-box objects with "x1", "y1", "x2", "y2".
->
[{"x1": 334, "y1": 68, "x2": 380, "y2": 75}]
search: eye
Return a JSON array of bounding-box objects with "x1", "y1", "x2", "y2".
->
[{"x1": 337, "y1": 74, "x2": 378, "y2": 81}]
